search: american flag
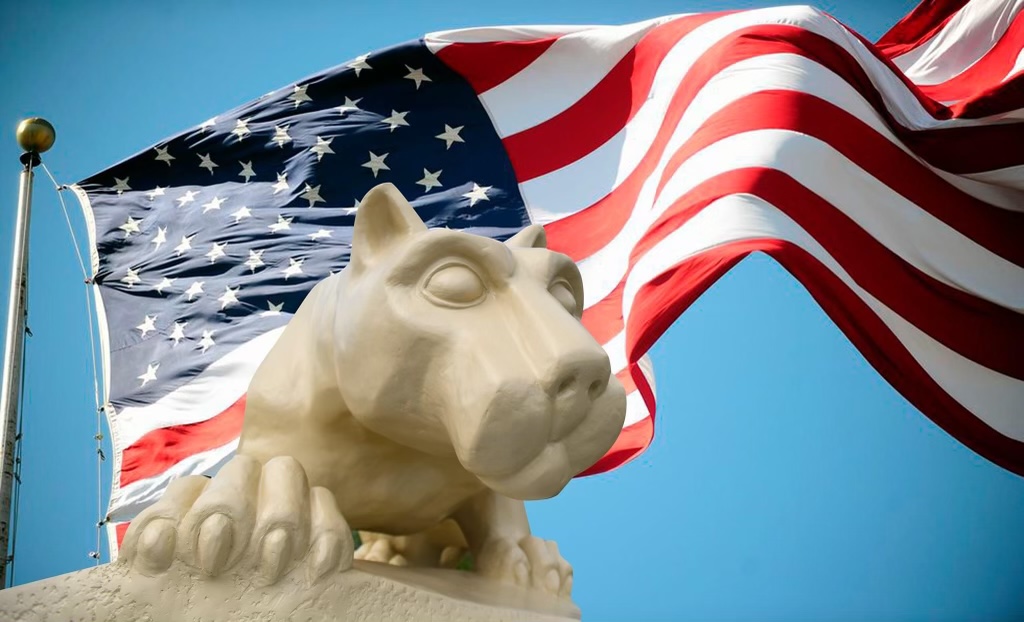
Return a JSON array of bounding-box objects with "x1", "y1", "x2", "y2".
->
[{"x1": 72, "y1": 0, "x2": 1024, "y2": 557}]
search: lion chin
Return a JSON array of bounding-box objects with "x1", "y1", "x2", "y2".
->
[{"x1": 473, "y1": 380, "x2": 628, "y2": 501}]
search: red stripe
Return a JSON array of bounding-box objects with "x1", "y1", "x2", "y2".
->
[
  {"x1": 547, "y1": 85, "x2": 1024, "y2": 273},
  {"x1": 581, "y1": 282, "x2": 625, "y2": 345},
  {"x1": 916, "y1": 11, "x2": 1024, "y2": 102},
  {"x1": 116, "y1": 522, "x2": 129, "y2": 550},
  {"x1": 661, "y1": 90, "x2": 1024, "y2": 266},
  {"x1": 434, "y1": 37, "x2": 558, "y2": 94},
  {"x1": 578, "y1": 416, "x2": 653, "y2": 476},
  {"x1": 575, "y1": 156, "x2": 1024, "y2": 382},
  {"x1": 542, "y1": 25, "x2": 1022, "y2": 266},
  {"x1": 120, "y1": 396, "x2": 246, "y2": 487},
  {"x1": 519, "y1": 22, "x2": 1021, "y2": 210},
  {"x1": 875, "y1": 0, "x2": 971, "y2": 58},
  {"x1": 948, "y1": 73, "x2": 1024, "y2": 119},
  {"x1": 623, "y1": 239, "x2": 1024, "y2": 476},
  {"x1": 503, "y1": 13, "x2": 721, "y2": 182},
  {"x1": 648, "y1": 167, "x2": 1024, "y2": 378}
]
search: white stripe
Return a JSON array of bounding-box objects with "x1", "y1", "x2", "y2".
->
[
  {"x1": 109, "y1": 439, "x2": 238, "y2": 522},
  {"x1": 480, "y1": 15, "x2": 675, "y2": 137},
  {"x1": 114, "y1": 326, "x2": 284, "y2": 449},
  {"x1": 965, "y1": 164, "x2": 1024, "y2": 191},
  {"x1": 109, "y1": 391, "x2": 654, "y2": 522},
  {"x1": 426, "y1": 24, "x2": 599, "y2": 48},
  {"x1": 602, "y1": 332, "x2": 626, "y2": 374},
  {"x1": 493, "y1": 4, "x2": 1007, "y2": 167},
  {"x1": 574, "y1": 129, "x2": 1024, "y2": 315},
  {"x1": 892, "y1": 0, "x2": 1024, "y2": 86},
  {"x1": 519, "y1": 36, "x2": 1022, "y2": 227},
  {"x1": 618, "y1": 194, "x2": 1024, "y2": 441},
  {"x1": 1004, "y1": 47, "x2": 1024, "y2": 81},
  {"x1": 624, "y1": 390, "x2": 649, "y2": 427}
]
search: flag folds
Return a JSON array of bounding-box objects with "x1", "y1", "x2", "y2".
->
[{"x1": 72, "y1": 0, "x2": 1024, "y2": 556}]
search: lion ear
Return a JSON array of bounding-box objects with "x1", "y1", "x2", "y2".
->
[
  {"x1": 350, "y1": 183, "x2": 427, "y2": 274},
  {"x1": 505, "y1": 224, "x2": 547, "y2": 249}
]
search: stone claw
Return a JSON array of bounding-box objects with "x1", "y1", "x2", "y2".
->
[
  {"x1": 475, "y1": 535, "x2": 573, "y2": 598},
  {"x1": 120, "y1": 455, "x2": 352, "y2": 586}
]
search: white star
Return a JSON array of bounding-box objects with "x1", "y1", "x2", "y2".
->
[
  {"x1": 462, "y1": 183, "x2": 492, "y2": 207},
  {"x1": 201, "y1": 196, "x2": 226, "y2": 214},
  {"x1": 218, "y1": 285, "x2": 240, "y2": 310},
  {"x1": 272, "y1": 125, "x2": 292, "y2": 148},
  {"x1": 338, "y1": 96, "x2": 362, "y2": 116},
  {"x1": 300, "y1": 184, "x2": 325, "y2": 207},
  {"x1": 136, "y1": 315, "x2": 157, "y2": 337},
  {"x1": 155, "y1": 277, "x2": 175, "y2": 294},
  {"x1": 416, "y1": 169, "x2": 443, "y2": 193},
  {"x1": 198, "y1": 330, "x2": 216, "y2": 354},
  {"x1": 138, "y1": 363, "x2": 159, "y2": 387},
  {"x1": 176, "y1": 189, "x2": 199, "y2": 207},
  {"x1": 404, "y1": 66, "x2": 432, "y2": 89},
  {"x1": 347, "y1": 54, "x2": 372, "y2": 76},
  {"x1": 174, "y1": 234, "x2": 195, "y2": 256},
  {"x1": 147, "y1": 186, "x2": 167, "y2": 200},
  {"x1": 230, "y1": 118, "x2": 251, "y2": 141},
  {"x1": 206, "y1": 242, "x2": 228, "y2": 263},
  {"x1": 239, "y1": 161, "x2": 256, "y2": 182},
  {"x1": 269, "y1": 215, "x2": 293, "y2": 233},
  {"x1": 184, "y1": 281, "x2": 205, "y2": 301},
  {"x1": 154, "y1": 146, "x2": 175, "y2": 166},
  {"x1": 199, "y1": 117, "x2": 217, "y2": 131},
  {"x1": 261, "y1": 301, "x2": 284, "y2": 317},
  {"x1": 381, "y1": 110, "x2": 409, "y2": 132},
  {"x1": 245, "y1": 249, "x2": 265, "y2": 272},
  {"x1": 198, "y1": 153, "x2": 218, "y2": 174},
  {"x1": 152, "y1": 226, "x2": 167, "y2": 250},
  {"x1": 119, "y1": 216, "x2": 141, "y2": 237},
  {"x1": 272, "y1": 172, "x2": 290, "y2": 194},
  {"x1": 169, "y1": 321, "x2": 187, "y2": 345},
  {"x1": 309, "y1": 228, "x2": 332, "y2": 240},
  {"x1": 113, "y1": 177, "x2": 131, "y2": 195},
  {"x1": 342, "y1": 198, "x2": 360, "y2": 216},
  {"x1": 288, "y1": 84, "x2": 312, "y2": 107},
  {"x1": 283, "y1": 257, "x2": 304, "y2": 279},
  {"x1": 436, "y1": 124, "x2": 465, "y2": 149},
  {"x1": 362, "y1": 151, "x2": 390, "y2": 178},
  {"x1": 310, "y1": 136, "x2": 335, "y2": 161},
  {"x1": 231, "y1": 206, "x2": 252, "y2": 222},
  {"x1": 122, "y1": 267, "x2": 141, "y2": 288}
]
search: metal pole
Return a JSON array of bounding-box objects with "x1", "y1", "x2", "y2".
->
[{"x1": 0, "y1": 118, "x2": 54, "y2": 588}]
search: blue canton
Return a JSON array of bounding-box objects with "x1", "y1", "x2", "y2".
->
[{"x1": 75, "y1": 40, "x2": 529, "y2": 409}]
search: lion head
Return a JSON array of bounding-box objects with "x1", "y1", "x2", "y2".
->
[{"x1": 328, "y1": 184, "x2": 627, "y2": 500}]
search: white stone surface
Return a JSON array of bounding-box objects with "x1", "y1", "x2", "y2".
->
[{"x1": 0, "y1": 560, "x2": 580, "y2": 621}]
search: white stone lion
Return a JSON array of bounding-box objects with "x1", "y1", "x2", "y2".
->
[{"x1": 120, "y1": 183, "x2": 627, "y2": 599}]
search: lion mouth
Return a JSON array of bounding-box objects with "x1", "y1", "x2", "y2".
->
[
  {"x1": 472, "y1": 377, "x2": 627, "y2": 500},
  {"x1": 475, "y1": 442, "x2": 573, "y2": 500}
]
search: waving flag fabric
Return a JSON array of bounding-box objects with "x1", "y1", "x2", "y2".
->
[{"x1": 71, "y1": 0, "x2": 1024, "y2": 556}]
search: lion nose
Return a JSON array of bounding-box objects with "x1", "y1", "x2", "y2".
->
[{"x1": 548, "y1": 350, "x2": 611, "y2": 439}]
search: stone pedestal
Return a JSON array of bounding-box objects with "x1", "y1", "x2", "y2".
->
[{"x1": 0, "y1": 560, "x2": 580, "y2": 621}]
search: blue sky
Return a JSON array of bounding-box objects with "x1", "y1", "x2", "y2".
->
[{"x1": 1, "y1": 0, "x2": 1022, "y2": 620}]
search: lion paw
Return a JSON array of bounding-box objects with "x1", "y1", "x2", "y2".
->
[
  {"x1": 475, "y1": 536, "x2": 573, "y2": 598},
  {"x1": 354, "y1": 538, "x2": 409, "y2": 566},
  {"x1": 120, "y1": 455, "x2": 353, "y2": 586}
]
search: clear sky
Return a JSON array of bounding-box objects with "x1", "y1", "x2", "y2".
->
[{"x1": 1, "y1": 0, "x2": 1022, "y2": 620}]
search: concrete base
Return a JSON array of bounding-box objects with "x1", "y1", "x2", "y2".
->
[{"x1": 0, "y1": 560, "x2": 580, "y2": 621}]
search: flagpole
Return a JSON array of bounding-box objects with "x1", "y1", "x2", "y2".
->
[{"x1": 0, "y1": 118, "x2": 54, "y2": 588}]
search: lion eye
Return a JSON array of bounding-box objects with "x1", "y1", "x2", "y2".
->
[
  {"x1": 424, "y1": 264, "x2": 486, "y2": 307},
  {"x1": 549, "y1": 281, "x2": 578, "y2": 317}
]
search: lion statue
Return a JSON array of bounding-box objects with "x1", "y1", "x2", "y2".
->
[{"x1": 119, "y1": 183, "x2": 627, "y2": 599}]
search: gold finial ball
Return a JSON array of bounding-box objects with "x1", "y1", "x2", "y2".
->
[{"x1": 16, "y1": 117, "x2": 56, "y2": 154}]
